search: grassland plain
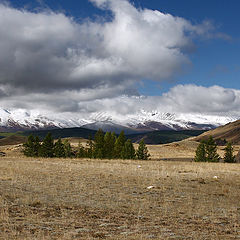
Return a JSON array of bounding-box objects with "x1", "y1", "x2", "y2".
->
[{"x1": 0, "y1": 155, "x2": 240, "y2": 239}]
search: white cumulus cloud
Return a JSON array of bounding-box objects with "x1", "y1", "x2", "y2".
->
[
  {"x1": 2, "y1": 85, "x2": 240, "y2": 119},
  {"x1": 0, "y1": 1, "x2": 211, "y2": 96},
  {"x1": 0, "y1": 0, "x2": 234, "y2": 118}
]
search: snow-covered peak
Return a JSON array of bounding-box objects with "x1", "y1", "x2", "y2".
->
[{"x1": 0, "y1": 107, "x2": 238, "y2": 132}]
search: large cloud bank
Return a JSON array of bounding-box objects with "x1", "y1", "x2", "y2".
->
[
  {"x1": 0, "y1": 0, "x2": 238, "y2": 117},
  {"x1": 65, "y1": 84, "x2": 240, "y2": 118}
]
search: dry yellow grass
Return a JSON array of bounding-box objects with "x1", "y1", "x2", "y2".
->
[
  {"x1": 0, "y1": 156, "x2": 240, "y2": 239},
  {"x1": 147, "y1": 140, "x2": 240, "y2": 159},
  {"x1": 61, "y1": 137, "x2": 89, "y2": 148}
]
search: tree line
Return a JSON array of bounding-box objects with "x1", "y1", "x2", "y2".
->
[
  {"x1": 23, "y1": 129, "x2": 150, "y2": 160},
  {"x1": 194, "y1": 136, "x2": 236, "y2": 163}
]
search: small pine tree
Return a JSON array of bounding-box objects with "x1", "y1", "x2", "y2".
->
[
  {"x1": 104, "y1": 132, "x2": 116, "y2": 159},
  {"x1": 205, "y1": 136, "x2": 220, "y2": 162},
  {"x1": 23, "y1": 135, "x2": 37, "y2": 157},
  {"x1": 92, "y1": 129, "x2": 103, "y2": 159},
  {"x1": 194, "y1": 141, "x2": 206, "y2": 162},
  {"x1": 54, "y1": 138, "x2": 65, "y2": 158},
  {"x1": 114, "y1": 131, "x2": 126, "y2": 159},
  {"x1": 224, "y1": 142, "x2": 236, "y2": 163},
  {"x1": 86, "y1": 135, "x2": 94, "y2": 158},
  {"x1": 33, "y1": 136, "x2": 41, "y2": 156},
  {"x1": 93, "y1": 129, "x2": 105, "y2": 159},
  {"x1": 77, "y1": 142, "x2": 86, "y2": 158},
  {"x1": 122, "y1": 139, "x2": 135, "y2": 159},
  {"x1": 39, "y1": 133, "x2": 54, "y2": 158},
  {"x1": 63, "y1": 139, "x2": 72, "y2": 158},
  {"x1": 136, "y1": 139, "x2": 150, "y2": 160},
  {"x1": 110, "y1": 132, "x2": 117, "y2": 157}
]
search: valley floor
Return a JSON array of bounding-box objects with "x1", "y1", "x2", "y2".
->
[{"x1": 0, "y1": 157, "x2": 240, "y2": 239}]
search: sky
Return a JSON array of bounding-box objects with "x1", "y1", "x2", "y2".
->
[{"x1": 0, "y1": 0, "x2": 240, "y2": 118}]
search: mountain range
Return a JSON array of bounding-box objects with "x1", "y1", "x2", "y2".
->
[{"x1": 0, "y1": 108, "x2": 238, "y2": 133}]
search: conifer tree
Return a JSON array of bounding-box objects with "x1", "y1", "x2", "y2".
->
[
  {"x1": 63, "y1": 139, "x2": 72, "y2": 158},
  {"x1": 39, "y1": 133, "x2": 54, "y2": 158},
  {"x1": 93, "y1": 129, "x2": 105, "y2": 159},
  {"x1": 23, "y1": 134, "x2": 37, "y2": 157},
  {"x1": 114, "y1": 131, "x2": 126, "y2": 158},
  {"x1": 77, "y1": 142, "x2": 86, "y2": 158},
  {"x1": 194, "y1": 141, "x2": 206, "y2": 162},
  {"x1": 205, "y1": 136, "x2": 220, "y2": 162},
  {"x1": 111, "y1": 132, "x2": 117, "y2": 157},
  {"x1": 86, "y1": 135, "x2": 94, "y2": 158},
  {"x1": 224, "y1": 142, "x2": 236, "y2": 163},
  {"x1": 33, "y1": 136, "x2": 41, "y2": 157},
  {"x1": 136, "y1": 139, "x2": 150, "y2": 160},
  {"x1": 54, "y1": 138, "x2": 65, "y2": 158},
  {"x1": 122, "y1": 139, "x2": 135, "y2": 159},
  {"x1": 104, "y1": 131, "x2": 116, "y2": 159},
  {"x1": 111, "y1": 132, "x2": 117, "y2": 141}
]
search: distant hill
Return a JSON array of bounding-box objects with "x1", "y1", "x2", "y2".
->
[
  {"x1": 22, "y1": 127, "x2": 97, "y2": 140},
  {"x1": 194, "y1": 119, "x2": 240, "y2": 145},
  {"x1": 0, "y1": 128, "x2": 97, "y2": 146},
  {"x1": 127, "y1": 130, "x2": 206, "y2": 145},
  {"x1": 23, "y1": 128, "x2": 205, "y2": 144},
  {"x1": 0, "y1": 127, "x2": 213, "y2": 146},
  {"x1": 0, "y1": 135, "x2": 27, "y2": 146}
]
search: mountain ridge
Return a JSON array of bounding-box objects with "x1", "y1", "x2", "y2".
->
[
  {"x1": 0, "y1": 108, "x2": 238, "y2": 133},
  {"x1": 193, "y1": 119, "x2": 240, "y2": 145},
  {"x1": 2, "y1": 119, "x2": 240, "y2": 146}
]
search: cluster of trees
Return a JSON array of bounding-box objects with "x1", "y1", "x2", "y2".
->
[
  {"x1": 23, "y1": 129, "x2": 150, "y2": 160},
  {"x1": 78, "y1": 129, "x2": 150, "y2": 160},
  {"x1": 23, "y1": 133, "x2": 72, "y2": 158},
  {"x1": 194, "y1": 136, "x2": 235, "y2": 163}
]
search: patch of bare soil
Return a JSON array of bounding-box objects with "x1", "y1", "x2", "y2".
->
[{"x1": 0, "y1": 157, "x2": 240, "y2": 239}]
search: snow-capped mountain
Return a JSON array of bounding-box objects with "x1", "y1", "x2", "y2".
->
[{"x1": 0, "y1": 108, "x2": 238, "y2": 133}]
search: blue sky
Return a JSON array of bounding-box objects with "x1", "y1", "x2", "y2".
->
[
  {"x1": 134, "y1": 0, "x2": 240, "y2": 94},
  {"x1": 8, "y1": 0, "x2": 240, "y2": 95}
]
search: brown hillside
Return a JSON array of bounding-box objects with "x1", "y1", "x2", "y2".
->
[
  {"x1": 194, "y1": 119, "x2": 240, "y2": 144},
  {"x1": 0, "y1": 135, "x2": 27, "y2": 146}
]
